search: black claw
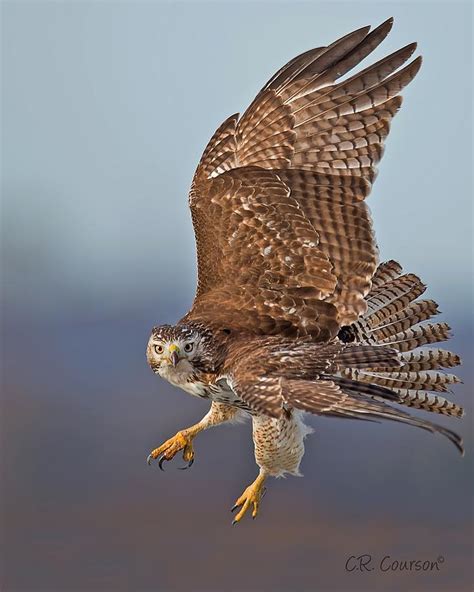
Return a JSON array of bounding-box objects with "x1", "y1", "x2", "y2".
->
[
  {"x1": 232, "y1": 519, "x2": 238, "y2": 526},
  {"x1": 178, "y1": 457, "x2": 194, "y2": 470},
  {"x1": 158, "y1": 455, "x2": 167, "y2": 471},
  {"x1": 230, "y1": 504, "x2": 239, "y2": 513},
  {"x1": 146, "y1": 454, "x2": 153, "y2": 466}
]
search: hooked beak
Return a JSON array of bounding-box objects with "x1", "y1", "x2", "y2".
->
[{"x1": 169, "y1": 345, "x2": 180, "y2": 367}]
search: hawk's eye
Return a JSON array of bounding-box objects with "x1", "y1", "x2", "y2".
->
[
  {"x1": 184, "y1": 343, "x2": 193, "y2": 353},
  {"x1": 154, "y1": 344, "x2": 164, "y2": 355}
]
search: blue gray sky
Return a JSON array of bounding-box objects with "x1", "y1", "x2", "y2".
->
[{"x1": 2, "y1": 0, "x2": 473, "y2": 328}]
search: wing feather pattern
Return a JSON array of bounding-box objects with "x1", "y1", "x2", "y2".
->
[
  {"x1": 188, "y1": 18, "x2": 422, "y2": 329},
  {"x1": 224, "y1": 337, "x2": 463, "y2": 454},
  {"x1": 186, "y1": 168, "x2": 339, "y2": 340}
]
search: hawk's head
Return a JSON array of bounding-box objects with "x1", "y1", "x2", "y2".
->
[{"x1": 146, "y1": 323, "x2": 213, "y2": 383}]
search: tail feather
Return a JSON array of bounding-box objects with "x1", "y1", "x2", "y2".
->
[
  {"x1": 380, "y1": 322, "x2": 451, "y2": 351},
  {"x1": 346, "y1": 369, "x2": 461, "y2": 393},
  {"x1": 334, "y1": 344, "x2": 401, "y2": 369},
  {"x1": 366, "y1": 274, "x2": 426, "y2": 319},
  {"x1": 391, "y1": 389, "x2": 464, "y2": 417},
  {"x1": 398, "y1": 349, "x2": 461, "y2": 371},
  {"x1": 337, "y1": 260, "x2": 464, "y2": 451},
  {"x1": 369, "y1": 259, "x2": 402, "y2": 289},
  {"x1": 329, "y1": 375, "x2": 401, "y2": 401},
  {"x1": 370, "y1": 299, "x2": 439, "y2": 337}
]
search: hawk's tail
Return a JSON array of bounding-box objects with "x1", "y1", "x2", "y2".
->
[{"x1": 339, "y1": 260, "x2": 463, "y2": 419}]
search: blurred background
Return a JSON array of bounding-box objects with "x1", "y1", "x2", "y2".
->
[{"x1": 1, "y1": 1, "x2": 472, "y2": 591}]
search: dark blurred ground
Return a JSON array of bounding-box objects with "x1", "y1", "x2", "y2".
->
[{"x1": 1, "y1": 314, "x2": 472, "y2": 592}]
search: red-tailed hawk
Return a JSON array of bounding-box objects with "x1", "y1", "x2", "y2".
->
[{"x1": 145, "y1": 19, "x2": 463, "y2": 525}]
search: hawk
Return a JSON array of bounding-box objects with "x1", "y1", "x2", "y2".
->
[{"x1": 145, "y1": 18, "x2": 464, "y2": 525}]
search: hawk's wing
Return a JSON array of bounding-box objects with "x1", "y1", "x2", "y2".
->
[
  {"x1": 186, "y1": 18, "x2": 421, "y2": 333},
  {"x1": 185, "y1": 167, "x2": 339, "y2": 340},
  {"x1": 224, "y1": 339, "x2": 463, "y2": 454}
]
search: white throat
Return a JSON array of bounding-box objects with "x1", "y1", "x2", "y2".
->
[{"x1": 158, "y1": 359, "x2": 209, "y2": 398}]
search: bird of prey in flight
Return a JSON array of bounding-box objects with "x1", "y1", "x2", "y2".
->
[{"x1": 145, "y1": 18, "x2": 464, "y2": 525}]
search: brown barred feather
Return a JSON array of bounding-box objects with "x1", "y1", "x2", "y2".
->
[
  {"x1": 334, "y1": 345, "x2": 401, "y2": 369},
  {"x1": 380, "y1": 322, "x2": 451, "y2": 351},
  {"x1": 365, "y1": 287, "x2": 428, "y2": 328},
  {"x1": 293, "y1": 118, "x2": 390, "y2": 155},
  {"x1": 277, "y1": 169, "x2": 377, "y2": 322},
  {"x1": 288, "y1": 19, "x2": 395, "y2": 99},
  {"x1": 340, "y1": 261, "x2": 463, "y2": 433},
  {"x1": 271, "y1": 25, "x2": 372, "y2": 100},
  {"x1": 366, "y1": 274, "x2": 425, "y2": 311},
  {"x1": 370, "y1": 260, "x2": 403, "y2": 289},
  {"x1": 348, "y1": 369, "x2": 461, "y2": 393},
  {"x1": 398, "y1": 349, "x2": 461, "y2": 371},
  {"x1": 370, "y1": 299, "x2": 439, "y2": 337},
  {"x1": 278, "y1": 377, "x2": 463, "y2": 454},
  {"x1": 390, "y1": 390, "x2": 464, "y2": 417},
  {"x1": 195, "y1": 114, "x2": 237, "y2": 180}
]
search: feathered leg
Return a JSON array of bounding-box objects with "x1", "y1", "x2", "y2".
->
[
  {"x1": 147, "y1": 402, "x2": 242, "y2": 469},
  {"x1": 231, "y1": 410, "x2": 312, "y2": 524}
]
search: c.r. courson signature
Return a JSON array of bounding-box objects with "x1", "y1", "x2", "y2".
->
[{"x1": 345, "y1": 554, "x2": 445, "y2": 572}]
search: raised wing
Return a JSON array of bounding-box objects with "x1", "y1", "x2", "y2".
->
[
  {"x1": 188, "y1": 18, "x2": 421, "y2": 328},
  {"x1": 185, "y1": 167, "x2": 339, "y2": 340}
]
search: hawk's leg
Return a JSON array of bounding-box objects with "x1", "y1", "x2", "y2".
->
[
  {"x1": 231, "y1": 469, "x2": 267, "y2": 524},
  {"x1": 147, "y1": 429, "x2": 197, "y2": 470},
  {"x1": 147, "y1": 402, "x2": 241, "y2": 470},
  {"x1": 231, "y1": 410, "x2": 312, "y2": 524}
]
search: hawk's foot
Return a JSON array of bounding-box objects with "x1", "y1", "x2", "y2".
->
[
  {"x1": 147, "y1": 431, "x2": 195, "y2": 470},
  {"x1": 231, "y1": 473, "x2": 266, "y2": 525}
]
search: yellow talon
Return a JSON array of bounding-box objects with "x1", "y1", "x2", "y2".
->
[
  {"x1": 147, "y1": 431, "x2": 195, "y2": 469},
  {"x1": 231, "y1": 473, "x2": 266, "y2": 525}
]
